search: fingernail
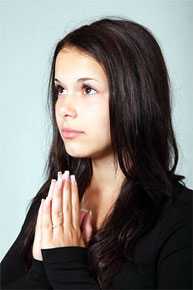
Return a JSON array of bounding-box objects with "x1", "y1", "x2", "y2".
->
[
  {"x1": 80, "y1": 208, "x2": 88, "y2": 212},
  {"x1": 42, "y1": 199, "x2": 45, "y2": 208},
  {"x1": 45, "y1": 197, "x2": 50, "y2": 207},
  {"x1": 51, "y1": 179, "x2": 56, "y2": 189},
  {"x1": 89, "y1": 210, "x2": 92, "y2": 219},
  {"x1": 64, "y1": 170, "x2": 70, "y2": 181},
  {"x1": 57, "y1": 173, "x2": 63, "y2": 190},
  {"x1": 70, "y1": 175, "x2": 76, "y2": 185},
  {"x1": 58, "y1": 171, "x2": 62, "y2": 177}
]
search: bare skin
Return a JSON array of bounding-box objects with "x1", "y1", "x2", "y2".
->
[{"x1": 80, "y1": 153, "x2": 125, "y2": 232}]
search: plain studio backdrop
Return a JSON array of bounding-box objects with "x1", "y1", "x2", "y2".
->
[{"x1": 0, "y1": 0, "x2": 192, "y2": 261}]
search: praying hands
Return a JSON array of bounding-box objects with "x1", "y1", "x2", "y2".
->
[{"x1": 32, "y1": 171, "x2": 93, "y2": 261}]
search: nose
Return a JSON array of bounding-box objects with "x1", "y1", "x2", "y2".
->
[{"x1": 56, "y1": 95, "x2": 78, "y2": 120}]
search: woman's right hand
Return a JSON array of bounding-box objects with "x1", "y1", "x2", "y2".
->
[{"x1": 32, "y1": 202, "x2": 93, "y2": 261}]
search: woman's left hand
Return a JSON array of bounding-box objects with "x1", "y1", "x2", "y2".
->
[{"x1": 41, "y1": 171, "x2": 86, "y2": 249}]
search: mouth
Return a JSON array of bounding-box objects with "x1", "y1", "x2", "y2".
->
[{"x1": 61, "y1": 127, "x2": 84, "y2": 139}]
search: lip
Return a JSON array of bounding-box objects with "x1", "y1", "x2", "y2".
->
[{"x1": 61, "y1": 127, "x2": 84, "y2": 139}]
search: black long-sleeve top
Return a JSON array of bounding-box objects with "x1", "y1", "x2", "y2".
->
[{"x1": 1, "y1": 183, "x2": 192, "y2": 289}]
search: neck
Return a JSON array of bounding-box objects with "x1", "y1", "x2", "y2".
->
[
  {"x1": 81, "y1": 153, "x2": 125, "y2": 231},
  {"x1": 89, "y1": 153, "x2": 125, "y2": 197}
]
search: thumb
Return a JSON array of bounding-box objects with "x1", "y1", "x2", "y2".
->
[
  {"x1": 79, "y1": 209, "x2": 89, "y2": 226},
  {"x1": 81, "y1": 211, "x2": 93, "y2": 245}
]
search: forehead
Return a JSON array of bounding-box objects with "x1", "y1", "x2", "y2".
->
[{"x1": 55, "y1": 47, "x2": 107, "y2": 81}]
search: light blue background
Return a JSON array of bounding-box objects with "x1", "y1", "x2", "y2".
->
[{"x1": 0, "y1": 0, "x2": 192, "y2": 260}]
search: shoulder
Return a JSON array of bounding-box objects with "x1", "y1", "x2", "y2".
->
[
  {"x1": 172, "y1": 182, "x2": 193, "y2": 205},
  {"x1": 134, "y1": 183, "x2": 192, "y2": 269},
  {"x1": 136, "y1": 183, "x2": 192, "y2": 258},
  {"x1": 161, "y1": 182, "x2": 192, "y2": 226},
  {"x1": 164, "y1": 182, "x2": 192, "y2": 223},
  {"x1": 154, "y1": 182, "x2": 192, "y2": 248}
]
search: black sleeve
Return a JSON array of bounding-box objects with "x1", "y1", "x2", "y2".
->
[
  {"x1": 1, "y1": 200, "x2": 52, "y2": 289},
  {"x1": 42, "y1": 246, "x2": 101, "y2": 289},
  {"x1": 1, "y1": 259, "x2": 51, "y2": 289},
  {"x1": 156, "y1": 198, "x2": 192, "y2": 289}
]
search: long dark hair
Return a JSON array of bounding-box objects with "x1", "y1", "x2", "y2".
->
[{"x1": 21, "y1": 18, "x2": 184, "y2": 289}]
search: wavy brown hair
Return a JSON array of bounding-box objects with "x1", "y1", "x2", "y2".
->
[{"x1": 21, "y1": 18, "x2": 184, "y2": 289}]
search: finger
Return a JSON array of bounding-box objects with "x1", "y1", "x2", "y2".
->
[
  {"x1": 41, "y1": 198, "x2": 52, "y2": 248},
  {"x1": 33, "y1": 199, "x2": 43, "y2": 260},
  {"x1": 62, "y1": 170, "x2": 72, "y2": 227},
  {"x1": 52, "y1": 172, "x2": 64, "y2": 228},
  {"x1": 70, "y1": 175, "x2": 80, "y2": 229},
  {"x1": 79, "y1": 209, "x2": 89, "y2": 226},
  {"x1": 35, "y1": 199, "x2": 43, "y2": 233},
  {"x1": 47, "y1": 179, "x2": 56, "y2": 200},
  {"x1": 81, "y1": 211, "x2": 93, "y2": 244}
]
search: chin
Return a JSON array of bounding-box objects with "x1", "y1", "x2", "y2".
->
[
  {"x1": 64, "y1": 140, "x2": 112, "y2": 159},
  {"x1": 64, "y1": 145, "x2": 91, "y2": 159},
  {"x1": 67, "y1": 152, "x2": 89, "y2": 158},
  {"x1": 65, "y1": 147, "x2": 112, "y2": 160}
]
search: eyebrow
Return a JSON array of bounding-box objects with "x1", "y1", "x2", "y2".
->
[{"x1": 54, "y1": 77, "x2": 98, "y2": 83}]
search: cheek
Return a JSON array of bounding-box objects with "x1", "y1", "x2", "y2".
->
[
  {"x1": 88, "y1": 103, "x2": 111, "y2": 140},
  {"x1": 55, "y1": 103, "x2": 61, "y2": 127}
]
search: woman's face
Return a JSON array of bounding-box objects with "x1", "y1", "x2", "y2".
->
[{"x1": 55, "y1": 47, "x2": 112, "y2": 159}]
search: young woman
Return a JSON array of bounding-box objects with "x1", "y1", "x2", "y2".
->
[{"x1": 1, "y1": 18, "x2": 192, "y2": 290}]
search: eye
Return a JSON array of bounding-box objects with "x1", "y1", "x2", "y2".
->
[
  {"x1": 83, "y1": 85, "x2": 96, "y2": 95},
  {"x1": 55, "y1": 85, "x2": 67, "y2": 96}
]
